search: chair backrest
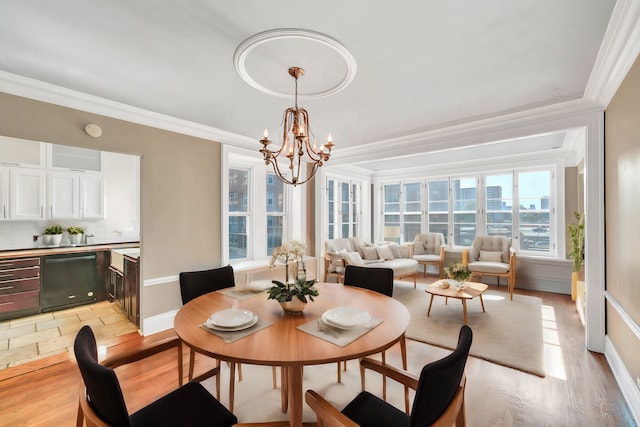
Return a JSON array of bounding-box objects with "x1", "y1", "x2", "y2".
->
[
  {"x1": 343, "y1": 265, "x2": 394, "y2": 297},
  {"x1": 179, "y1": 265, "x2": 235, "y2": 304},
  {"x1": 470, "y1": 236, "x2": 510, "y2": 263},
  {"x1": 413, "y1": 233, "x2": 445, "y2": 255},
  {"x1": 409, "y1": 325, "x2": 473, "y2": 427},
  {"x1": 74, "y1": 325, "x2": 132, "y2": 427}
]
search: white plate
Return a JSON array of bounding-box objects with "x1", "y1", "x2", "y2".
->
[
  {"x1": 208, "y1": 309, "x2": 255, "y2": 328},
  {"x1": 322, "y1": 307, "x2": 372, "y2": 329},
  {"x1": 206, "y1": 315, "x2": 258, "y2": 332}
]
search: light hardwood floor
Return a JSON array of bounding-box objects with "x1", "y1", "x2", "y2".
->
[{"x1": 0, "y1": 279, "x2": 636, "y2": 426}]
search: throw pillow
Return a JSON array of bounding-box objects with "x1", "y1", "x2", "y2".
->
[
  {"x1": 362, "y1": 246, "x2": 379, "y2": 260},
  {"x1": 388, "y1": 243, "x2": 401, "y2": 258},
  {"x1": 413, "y1": 242, "x2": 426, "y2": 255},
  {"x1": 376, "y1": 245, "x2": 395, "y2": 260},
  {"x1": 479, "y1": 250, "x2": 503, "y2": 263},
  {"x1": 343, "y1": 251, "x2": 365, "y2": 266}
]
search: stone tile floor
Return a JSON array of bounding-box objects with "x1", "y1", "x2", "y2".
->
[{"x1": 0, "y1": 301, "x2": 138, "y2": 369}]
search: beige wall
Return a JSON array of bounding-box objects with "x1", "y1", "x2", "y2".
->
[
  {"x1": 0, "y1": 92, "x2": 222, "y2": 321},
  {"x1": 605, "y1": 54, "x2": 640, "y2": 386}
]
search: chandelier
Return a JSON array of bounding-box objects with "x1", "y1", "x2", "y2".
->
[{"x1": 259, "y1": 67, "x2": 334, "y2": 186}]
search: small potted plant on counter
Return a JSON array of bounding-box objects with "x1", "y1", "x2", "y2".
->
[
  {"x1": 43, "y1": 225, "x2": 64, "y2": 246},
  {"x1": 66, "y1": 226, "x2": 85, "y2": 246}
]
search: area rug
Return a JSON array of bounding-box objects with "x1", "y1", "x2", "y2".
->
[{"x1": 393, "y1": 281, "x2": 545, "y2": 377}]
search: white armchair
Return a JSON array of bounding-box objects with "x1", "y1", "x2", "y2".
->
[
  {"x1": 463, "y1": 236, "x2": 516, "y2": 300},
  {"x1": 412, "y1": 232, "x2": 446, "y2": 278}
]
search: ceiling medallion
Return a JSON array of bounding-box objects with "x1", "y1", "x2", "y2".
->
[{"x1": 233, "y1": 28, "x2": 357, "y2": 99}]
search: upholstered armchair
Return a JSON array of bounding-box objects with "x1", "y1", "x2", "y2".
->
[
  {"x1": 412, "y1": 232, "x2": 446, "y2": 277},
  {"x1": 463, "y1": 236, "x2": 516, "y2": 300}
]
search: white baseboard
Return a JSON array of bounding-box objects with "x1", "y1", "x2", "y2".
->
[
  {"x1": 605, "y1": 336, "x2": 640, "y2": 425},
  {"x1": 141, "y1": 309, "x2": 177, "y2": 336}
]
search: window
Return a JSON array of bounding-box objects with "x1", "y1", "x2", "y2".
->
[
  {"x1": 517, "y1": 170, "x2": 551, "y2": 254},
  {"x1": 377, "y1": 166, "x2": 556, "y2": 257},
  {"x1": 452, "y1": 177, "x2": 476, "y2": 246},
  {"x1": 326, "y1": 177, "x2": 361, "y2": 239},
  {"x1": 485, "y1": 174, "x2": 513, "y2": 239},
  {"x1": 266, "y1": 172, "x2": 285, "y2": 255},
  {"x1": 427, "y1": 180, "x2": 449, "y2": 239},
  {"x1": 228, "y1": 168, "x2": 249, "y2": 260}
]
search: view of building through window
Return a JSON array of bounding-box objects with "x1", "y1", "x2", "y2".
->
[
  {"x1": 381, "y1": 169, "x2": 553, "y2": 254},
  {"x1": 266, "y1": 173, "x2": 285, "y2": 255},
  {"x1": 229, "y1": 168, "x2": 249, "y2": 259}
]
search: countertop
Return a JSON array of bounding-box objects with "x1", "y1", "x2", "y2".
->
[{"x1": 0, "y1": 242, "x2": 140, "y2": 259}]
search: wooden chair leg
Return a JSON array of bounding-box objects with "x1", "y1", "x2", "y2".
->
[
  {"x1": 272, "y1": 366, "x2": 277, "y2": 388},
  {"x1": 237, "y1": 363, "x2": 243, "y2": 381},
  {"x1": 336, "y1": 362, "x2": 342, "y2": 383},
  {"x1": 229, "y1": 363, "x2": 236, "y2": 412},
  {"x1": 76, "y1": 401, "x2": 84, "y2": 427},
  {"x1": 188, "y1": 348, "x2": 196, "y2": 381},
  {"x1": 381, "y1": 351, "x2": 387, "y2": 401}
]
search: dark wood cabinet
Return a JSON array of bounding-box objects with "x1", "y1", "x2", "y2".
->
[
  {"x1": 123, "y1": 255, "x2": 139, "y2": 326},
  {"x1": 0, "y1": 257, "x2": 41, "y2": 319}
]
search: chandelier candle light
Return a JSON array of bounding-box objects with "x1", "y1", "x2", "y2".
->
[{"x1": 259, "y1": 67, "x2": 335, "y2": 186}]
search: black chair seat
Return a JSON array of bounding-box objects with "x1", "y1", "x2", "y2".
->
[
  {"x1": 342, "y1": 391, "x2": 409, "y2": 427},
  {"x1": 130, "y1": 381, "x2": 237, "y2": 427}
]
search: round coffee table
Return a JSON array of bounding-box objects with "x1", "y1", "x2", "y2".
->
[{"x1": 425, "y1": 280, "x2": 488, "y2": 324}]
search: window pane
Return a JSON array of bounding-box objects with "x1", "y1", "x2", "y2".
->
[
  {"x1": 452, "y1": 178, "x2": 476, "y2": 245},
  {"x1": 486, "y1": 174, "x2": 512, "y2": 238},
  {"x1": 518, "y1": 171, "x2": 551, "y2": 252},
  {"x1": 327, "y1": 180, "x2": 335, "y2": 239},
  {"x1": 266, "y1": 173, "x2": 284, "y2": 213},
  {"x1": 229, "y1": 169, "x2": 248, "y2": 212},
  {"x1": 229, "y1": 216, "x2": 247, "y2": 259},
  {"x1": 402, "y1": 182, "x2": 421, "y2": 241},
  {"x1": 428, "y1": 180, "x2": 449, "y2": 239},
  {"x1": 384, "y1": 184, "x2": 400, "y2": 212},
  {"x1": 267, "y1": 216, "x2": 284, "y2": 255}
]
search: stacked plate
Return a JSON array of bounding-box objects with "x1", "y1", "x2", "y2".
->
[
  {"x1": 205, "y1": 308, "x2": 258, "y2": 331},
  {"x1": 321, "y1": 306, "x2": 372, "y2": 330}
]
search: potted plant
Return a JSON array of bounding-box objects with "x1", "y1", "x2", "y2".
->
[
  {"x1": 267, "y1": 240, "x2": 319, "y2": 313},
  {"x1": 66, "y1": 226, "x2": 85, "y2": 246},
  {"x1": 567, "y1": 211, "x2": 585, "y2": 302},
  {"x1": 267, "y1": 277, "x2": 319, "y2": 313},
  {"x1": 444, "y1": 262, "x2": 472, "y2": 290},
  {"x1": 43, "y1": 225, "x2": 64, "y2": 246}
]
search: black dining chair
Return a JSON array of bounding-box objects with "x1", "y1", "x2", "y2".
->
[
  {"x1": 306, "y1": 325, "x2": 473, "y2": 427},
  {"x1": 74, "y1": 325, "x2": 238, "y2": 427},
  {"x1": 179, "y1": 265, "x2": 277, "y2": 411},
  {"x1": 341, "y1": 265, "x2": 407, "y2": 407}
]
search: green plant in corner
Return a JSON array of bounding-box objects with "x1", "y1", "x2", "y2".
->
[
  {"x1": 44, "y1": 225, "x2": 64, "y2": 235},
  {"x1": 567, "y1": 211, "x2": 585, "y2": 273},
  {"x1": 66, "y1": 226, "x2": 85, "y2": 235}
]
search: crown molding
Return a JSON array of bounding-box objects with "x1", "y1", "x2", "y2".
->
[
  {"x1": 0, "y1": 70, "x2": 255, "y2": 146},
  {"x1": 330, "y1": 98, "x2": 602, "y2": 166},
  {"x1": 584, "y1": 0, "x2": 640, "y2": 108}
]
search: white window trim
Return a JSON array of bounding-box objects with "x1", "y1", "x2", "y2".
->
[{"x1": 222, "y1": 145, "x2": 300, "y2": 265}]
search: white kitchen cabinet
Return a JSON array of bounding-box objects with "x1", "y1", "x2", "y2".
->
[
  {"x1": 48, "y1": 144, "x2": 101, "y2": 172},
  {"x1": 0, "y1": 168, "x2": 8, "y2": 220},
  {"x1": 0, "y1": 136, "x2": 45, "y2": 168},
  {"x1": 46, "y1": 172, "x2": 104, "y2": 220},
  {"x1": 47, "y1": 172, "x2": 79, "y2": 219},
  {"x1": 9, "y1": 169, "x2": 45, "y2": 220},
  {"x1": 80, "y1": 175, "x2": 104, "y2": 219}
]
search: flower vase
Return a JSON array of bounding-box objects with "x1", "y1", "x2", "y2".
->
[
  {"x1": 279, "y1": 298, "x2": 307, "y2": 315},
  {"x1": 452, "y1": 280, "x2": 466, "y2": 291}
]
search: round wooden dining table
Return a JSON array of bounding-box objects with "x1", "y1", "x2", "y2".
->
[{"x1": 174, "y1": 282, "x2": 410, "y2": 427}]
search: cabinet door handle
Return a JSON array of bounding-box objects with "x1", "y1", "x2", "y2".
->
[
  {"x1": 0, "y1": 301, "x2": 14, "y2": 306},
  {"x1": 68, "y1": 295, "x2": 76, "y2": 299},
  {"x1": 0, "y1": 285, "x2": 13, "y2": 290}
]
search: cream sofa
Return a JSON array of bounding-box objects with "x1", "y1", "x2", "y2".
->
[{"x1": 324, "y1": 237, "x2": 419, "y2": 287}]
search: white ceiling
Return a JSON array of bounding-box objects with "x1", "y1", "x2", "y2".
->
[{"x1": 0, "y1": 1, "x2": 625, "y2": 172}]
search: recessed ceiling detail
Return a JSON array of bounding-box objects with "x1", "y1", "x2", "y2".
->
[{"x1": 233, "y1": 28, "x2": 357, "y2": 99}]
